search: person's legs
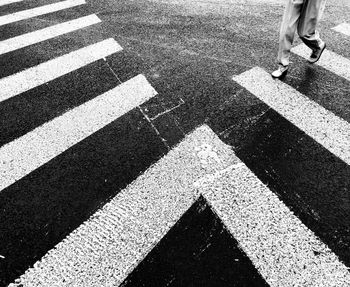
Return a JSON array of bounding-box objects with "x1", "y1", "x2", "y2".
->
[
  {"x1": 273, "y1": 0, "x2": 304, "y2": 78},
  {"x1": 297, "y1": 0, "x2": 326, "y2": 52},
  {"x1": 277, "y1": 0, "x2": 304, "y2": 66}
]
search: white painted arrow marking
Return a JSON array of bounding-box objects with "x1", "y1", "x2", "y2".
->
[
  {"x1": 9, "y1": 125, "x2": 237, "y2": 286},
  {"x1": 10, "y1": 125, "x2": 350, "y2": 287}
]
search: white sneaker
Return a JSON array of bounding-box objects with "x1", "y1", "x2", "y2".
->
[{"x1": 271, "y1": 65, "x2": 289, "y2": 79}]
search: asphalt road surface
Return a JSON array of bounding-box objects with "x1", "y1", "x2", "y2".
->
[{"x1": 0, "y1": 0, "x2": 350, "y2": 286}]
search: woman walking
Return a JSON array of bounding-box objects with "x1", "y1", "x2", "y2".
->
[{"x1": 272, "y1": 0, "x2": 327, "y2": 78}]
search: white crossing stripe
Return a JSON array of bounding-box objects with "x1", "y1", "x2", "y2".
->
[
  {"x1": 291, "y1": 43, "x2": 350, "y2": 81},
  {"x1": 9, "y1": 125, "x2": 237, "y2": 286},
  {"x1": 0, "y1": 74, "x2": 157, "y2": 193},
  {"x1": 198, "y1": 163, "x2": 350, "y2": 287},
  {"x1": 0, "y1": 38, "x2": 122, "y2": 103},
  {"x1": 0, "y1": 0, "x2": 23, "y2": 7},
  {"x1": 0, "y1": 0, "x2": 85, "y2": 27},
  {"x1": 233, "y1": 67, "x2": 350, "y2": 166},
  {"x1": 0, "y1": 14, "x2": 101, "y2": 55},
  {"x1": 10, "y1": 125, "x2": 350, "y2": 286},
  {"x1": 332, "y1": 22, "x2": 350, "y2": 37}
]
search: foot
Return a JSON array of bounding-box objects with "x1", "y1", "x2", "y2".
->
[
  {"x1": 271, "y1": 64, "x2": 289, "y2": 79},
  {"x1": 308, "y1": 42, "x2": 326, "y2": 64}
]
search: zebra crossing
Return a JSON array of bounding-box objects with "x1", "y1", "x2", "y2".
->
[
  {"x1": 0, "y1": 74, "x2": 156, "y2": 192},
  {"x1": 0, "y1": 0, "x2": 159, "y2": 285},
  {"x1": 0, "y1": 39, "x2": 123, "y2": 103},
  {"x1": 0, "y1": 0, "x2": 350, "y2": 285},
  {"x1": 0, "y1": 14, "x2": 101, "y2": 55}
]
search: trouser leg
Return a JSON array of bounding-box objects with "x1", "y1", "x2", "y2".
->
[
  {"x1": 277, "y1": 0, "x2": 304, "y2": 66},
  {"x1": 297, "y1": 0, "x2": 326, "y2": 51}
]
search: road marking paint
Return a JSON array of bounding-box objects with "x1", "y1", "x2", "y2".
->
[
  {"x1": 332, "y1": 22, "x2": 350, "y2": 37},
  {"x1": 9, "y1": 125, "x2": 237, "y2": 286},
  {"x1": 198, "y1": 163, "x2": 350, "y2": 287},
  {"x1": 233, "y1": 67, "x2": 350, "y2": 166},
  {"x1": 0, "y1": 0, "x2": 23, "y2": 7},
  {"x1": 0, "y1": 74, "x2": 158, "y2": 193},
  {"x1": 0, "y1": 0, "x2": 85, "y2": 27},
  {"x1": 9, "y1": 124, "x2": 350, "y2": 286},
  {"x1": 0, "y1": 14, "x2": 101, "y2": 55},
  {"x1": 291, "y1": 43, "x2": 350, "y2": 81},
  {"x1": 0, "y1": 38, "x2": 122, "y2": 103}
]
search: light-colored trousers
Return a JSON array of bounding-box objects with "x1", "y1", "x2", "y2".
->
[{"x1": 278, "y1": 0, "x2": 327, "y2": 66}]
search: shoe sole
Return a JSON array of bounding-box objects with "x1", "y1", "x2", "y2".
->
[
  {"x1": 308, "y1": 43, "x2": 326, "y2": 64},
  {"x1": 271, "y1": 68, "x2": 288, "y2": 79}
]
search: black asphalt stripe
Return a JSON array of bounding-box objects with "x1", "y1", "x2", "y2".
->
[
  {"x1": 0, "y1": 17, "x2": 51, "y2": 41},
  {"x1": 0, "y1": 0, "x2": 59, "y2": 16},
  {"x1": 0, "y1": 108, "x2": 168, "y2": 286},
  {"x1": 220, "y1": 105, "x2": 350, "y2": 268},
  {"x1": 34, "y1": 2, "x2": 95, "y2": 23},
  {"x1": 121, "y1": 196, "x2": 269, "y2": 287},
  {"x1": 0, "y1": 59, "x2": 119, "y2": 147},
  {"x1": 0, "y1": 22, "x2": 105, "y2": 79},
  {"x1": 0, "y1": 4, "x2": 95, "y2": 41}
]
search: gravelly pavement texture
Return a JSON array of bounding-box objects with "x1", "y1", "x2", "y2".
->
[{"x1": 0, "y1": 0, "x2": 349, "y2": 285}]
